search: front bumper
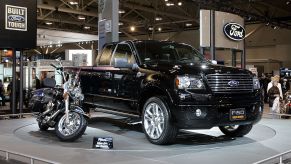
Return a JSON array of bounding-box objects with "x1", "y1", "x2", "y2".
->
[{"x1": 171, "y1": 91, "x2": 263, "y2": 129}]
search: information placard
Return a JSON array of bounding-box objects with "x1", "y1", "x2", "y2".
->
[{"x1": 0, "y1": 0, "x2": 36, "y2": 49}]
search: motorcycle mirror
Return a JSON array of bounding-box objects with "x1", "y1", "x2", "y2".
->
[{"x1": 55, "y1": 57, "x2": 61, "y2": 62}]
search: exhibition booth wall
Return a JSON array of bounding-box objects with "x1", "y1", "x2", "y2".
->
[{"x1": 119, "y1": 23, "x2": 291, "y2": 73}]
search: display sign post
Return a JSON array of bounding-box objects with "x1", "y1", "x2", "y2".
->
[{"x1": 0, "y1": 0, "x2": 37, "y2": 115}]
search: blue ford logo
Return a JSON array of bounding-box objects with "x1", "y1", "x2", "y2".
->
[
  {"x1": 228, "y1": 80, "x2": 239, "y2": 87},
  {"x1": 223, "y1": 22, "x2": 245, "y2": 41},
  {"x1": 8, "y1": 15, "x2": 25, "y2": 22}
]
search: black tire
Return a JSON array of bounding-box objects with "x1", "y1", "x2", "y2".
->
[
  {"x1": 38, "y1": 121, "x2": 49, "y2": 131},
  {"x1": 55, "y1": 112, "x2": 87, "y2": 142},
  {"x1": 80, "y1": 117, "x2": 88, "y2": 135},
  {"x1": 219, "y1": 124, "x2": 253, "y2": 137},
  {"x1": 142, "y1": 96, "x2": 178, "y2": 145}
]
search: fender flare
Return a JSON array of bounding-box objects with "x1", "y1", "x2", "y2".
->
[{"x1": 70, "y1": 104, "x2": 90, "y2": 119}]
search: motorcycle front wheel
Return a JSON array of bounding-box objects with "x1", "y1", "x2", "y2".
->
[{"x1": 55, "y1": 112, "x2": 87, "y2": 142}]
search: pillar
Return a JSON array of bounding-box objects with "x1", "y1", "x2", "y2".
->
[{"x1": 98, "y1": 0, "x2": 119, "y2": 54}]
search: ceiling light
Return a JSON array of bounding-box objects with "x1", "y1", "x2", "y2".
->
[
  {"x1": 165, "y1": 0, "x2": 168, "y2": 1},
  {"x1": 185, "y1": 23, "x2": 192, "y2": 27},
  {"x1": 130, "y1": 26, "x2": 135, "y2": 32},
  {"x1": 67, "y1": 0, "x2": 78, "y2": 5},
  {"x1": 166, "y1": 2, "x2": 174, "y2": 6},
  {"x1": 118, "y1": 22, "x2": 124, "y2": 26},
  {"x1": 69, "y1": 1, "x2": 78, "y2": 5},
  {"x1": 78, "y1": 15, "x2": 86, "y2": 20},
  {"x1": 119, "y1": 10, "x2": 125, "y2": 14},
  {"x1": 158, "y1": 27, "x2": 162, "y2": 31},
  {"x1": 155, "y1": 17, "x2": 163, "y2": 21},
  {"x1": 178, "y1": 2, "x2": 182, "y2": 6},
  {"x1": 148, "y1": 27, "x2": 153, "y2": 31},
  {"x1": 84, "y1": 26, "x2": 90, "y2": 30},
  {"x1": 46, "y1": 22, "x2": 52, "y2": 25}
]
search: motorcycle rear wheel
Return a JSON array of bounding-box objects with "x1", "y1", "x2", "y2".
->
[{"x1": 55, "y1": 112, "x2": 87, "y2": 142}]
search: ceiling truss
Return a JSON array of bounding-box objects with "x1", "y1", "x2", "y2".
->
[{"x1": 36, "y1": 0, "x2": 291, "y2": 35}]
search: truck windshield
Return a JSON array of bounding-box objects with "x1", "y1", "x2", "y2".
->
[{"x1": 135, "y1": 41, "x2": 207, "y2": 65}]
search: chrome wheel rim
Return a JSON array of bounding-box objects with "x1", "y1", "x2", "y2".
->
[
  {"x1": 223, "y1": 125, "x2": 239, "y2": 132},
  {"x1": 144, "y1": 102, "x2": 165, "y2": 139},
  {"x1": 58, "y1": 112, "x2": 81, "y2": 136}
]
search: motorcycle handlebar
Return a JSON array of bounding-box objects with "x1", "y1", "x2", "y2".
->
[
  {"x1": 50, "y1": 63, "x2": 64, "y2": 71},
  {"x1": 50, "y1": 63, "x2": 57, "y2": 68}
]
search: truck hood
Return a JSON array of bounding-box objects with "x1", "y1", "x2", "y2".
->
[{"x1": 144, "y1": 62, "x2": 252, "y2": 76}]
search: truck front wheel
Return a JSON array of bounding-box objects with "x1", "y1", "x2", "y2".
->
[
  {"x1": 219, "y1": 124, "x2": 253, "y2": 137},
  {"x1": 142, "y1": 96, "x2": 178, "y2": 145}
]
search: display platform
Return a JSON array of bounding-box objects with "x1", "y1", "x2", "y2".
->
[
  {"x1": 14, "y1": 115, "x2": 276, "y2": 151},
  {"x1": 1, "y1": 114, "x2": 291, "y2": 164}
]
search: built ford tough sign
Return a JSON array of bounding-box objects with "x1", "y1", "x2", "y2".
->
[{"x1": 66, "y1": 40, "x2": 263, "y2": 145}]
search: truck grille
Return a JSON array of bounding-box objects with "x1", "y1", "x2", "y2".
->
[{"x1": 206, "y1": 74, "x2": 253, "y2": 93}]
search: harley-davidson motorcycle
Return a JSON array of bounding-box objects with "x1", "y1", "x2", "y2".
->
[{"x1": 29, "y1": 59, "x2": 88, "y2": 141}]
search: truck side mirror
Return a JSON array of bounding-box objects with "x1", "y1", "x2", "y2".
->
[{"x1": 114, "y1": 57, "x2": 133, "y2": 68}]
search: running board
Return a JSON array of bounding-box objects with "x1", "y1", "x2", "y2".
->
[{"x1": 94, "y1": 107, "x2": 140, "y2": 118}]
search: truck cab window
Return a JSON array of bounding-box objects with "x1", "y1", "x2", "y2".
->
[
  {"x1": 111, "y1": 44, "x2": 135, "y2": 66},
  {"x1": 98, "y1": 44, "x2": 114, "y2": 66}
]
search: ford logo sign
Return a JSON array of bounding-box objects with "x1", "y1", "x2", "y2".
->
[
  {"x1": 8, "y1": 15, "x2": 25, "y2": 22},
  {"x1": 223, "y1": 23, "x2": 245, "y2": 41},
  {"x1": 228, "y1": 80, "x2": 239, "y2": 87}
]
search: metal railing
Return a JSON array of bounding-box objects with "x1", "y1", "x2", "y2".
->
[
  {"x1": 0, "y1": 112, "x2": 38, "y2": 119},
  {"x1": 0, "y1": 149, "x2": 59, "y2": 164},
  {"x1": 254, "y1": 150, "x2": 291, "y2": 164},
  {"x1": 264, "y1": 112, "x2": 291, "y2": 119}
]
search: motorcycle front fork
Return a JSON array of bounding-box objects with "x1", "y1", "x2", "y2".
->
[{"x1": 65, "y1": 97, "x2": 69, "y2": 123}]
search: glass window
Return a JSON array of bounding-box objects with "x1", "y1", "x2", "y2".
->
[
  {"x1": 98, "y1": 44, "x2": 114, "y2": 66},
  {"x1": 135, "y1": 41, "x2": 206, "y2": 65},
  {"x1": 111, "y1": 44, "x2": 135, "y2": 66}
]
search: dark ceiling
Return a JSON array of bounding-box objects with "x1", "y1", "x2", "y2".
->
[{"x1": 37, "y1": 0, "x2": 291, "y2": 35}]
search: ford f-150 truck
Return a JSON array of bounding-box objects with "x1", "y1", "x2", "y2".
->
[{"x1": 67, "y1": 40, "x2": 263, "y2": 145}]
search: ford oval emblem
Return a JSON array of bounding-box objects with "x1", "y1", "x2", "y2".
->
[
  {"x1": 228, "y1": 80, "x2": 239, "y2": 87},
  {"x1": 223, "y1": 22, "x2": 245, "y2": 41},
  {"x1": 8, "y1": 15, "x2": 25, "y2": 22}
]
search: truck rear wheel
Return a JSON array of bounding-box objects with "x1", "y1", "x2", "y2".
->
[
  {"x1": 142, "y1": 96, "x2": 178, "y2": 145},
  {"x1": 219, "y1": 124, "x2": 253, "y2": 137}
]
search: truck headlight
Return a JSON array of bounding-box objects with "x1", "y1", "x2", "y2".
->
[
  {"x1": 175, "y1": 75, "x2": 205, "y2": 90},
  {"x1": 253, "y1": 77, "x2": 260, "y2": 89}
]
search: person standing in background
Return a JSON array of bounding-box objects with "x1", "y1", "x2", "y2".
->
[
  {"x1": 267, "y1": 76, "x2": 283, "y2": 117},
  {"x1": 0, "y1": 80, "x2": 5, "y2": 106},
  {"x1": 267, "y1": 75, "x2": 283, "y2": 99},
  {"x1": 35, "y1": 76, "x2": 40, "y2": 89},
  {"x1": 260, "y1": 73, "x2": 270, "y2": 103},
  {"x1": 8, "y1": 73, "x2": 20, "y2": 112},
  {"x1": 40, "y1": 72, "x2": 47, "y2": 88}
]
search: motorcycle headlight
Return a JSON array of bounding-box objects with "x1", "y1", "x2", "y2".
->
[
  {"x1": 253, "y1": 77, "x2": 260, "y2": 89},
  {"x1": 175, "y1": 75, "x2": 205, "y2": 90},
  {"x1": 70, "y1": 87, "x2": 84, "y2": 100}
]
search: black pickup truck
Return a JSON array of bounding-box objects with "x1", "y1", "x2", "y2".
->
[{"x1": 67, "y1": 40, "x2": 263, "y2": 145}]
